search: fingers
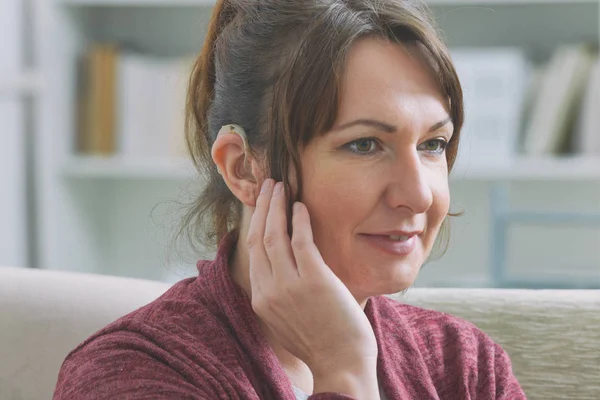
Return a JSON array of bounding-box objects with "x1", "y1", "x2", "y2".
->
[
  {"x1": 290, "y1": 202, "x2": 325, "y2": 277},
  {"x1": 247, "y1": 179, "x2": 275, "y2": 289},
  {"x1": 264, "y1": 182, "x2": 299, "y2": 281}
]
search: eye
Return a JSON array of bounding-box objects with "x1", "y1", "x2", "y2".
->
[
  {"x1": 345, "y1": 138, "x2": 380, "y2": 155},
  {"x1": 417, "y1": 138, "x2": 448, "y2": 156}
]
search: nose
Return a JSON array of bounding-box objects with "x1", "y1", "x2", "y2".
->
[{"x1": 383, "y1": 151, "x2": 433, "y2": 214}]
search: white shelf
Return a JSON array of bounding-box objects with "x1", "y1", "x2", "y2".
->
[
  {"x1": 452, "y1": 157, "x2": 600, "y2": 181},
  {"x1": 61, "y1": 0, "x2": 215, "y2": 6},
  {"x1": 62, "y1": 156, "x2": 197, "y2": 180},
  {"x1": 60, "y1": 0, "x2": 597, "y2": 5},
  {"x1": 63, "y1": 155, "x2": 600, "y2": 181},
  {"x1": 0, "y1": 72, "x2": 40, "y2": 95},
  {"x1": 426, "y1": 0, "x2": 597, "y2": 4}
]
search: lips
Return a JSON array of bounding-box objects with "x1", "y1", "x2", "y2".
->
[
  {"x1": 388, "y1": 234, "x2": 410, "y2": 241},
  {"x1": 359, "y1": 232, "x2": 419, "y2": 256},
  {"x1": 373, "y1": 230, "x2": 423, "y2": 238}
]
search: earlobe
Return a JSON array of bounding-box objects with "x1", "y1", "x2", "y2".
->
[{"x1": 211, "y1": 126, "x2": 262, "y2": 207}]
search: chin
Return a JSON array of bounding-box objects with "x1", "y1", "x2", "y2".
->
[
  {"x1": 378, "y1": 270, "x2": 418, "y2": 295},
  {"x1": 388, "y1": 269, "x2": 419, "y2": 293},
  {"x1": 346, "y1": 260, "x2": 420, "y2": 298}
]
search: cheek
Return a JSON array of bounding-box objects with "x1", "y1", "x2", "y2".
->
[
  {"x1": 300, "y1": 165, "x2": 376, "y2": 243},
  {"x1": 428, "y1": 177, "x2": 451, "y2": 236},
  {"x1": 439, "y1": 174, "x2": 451, "y2": 212},
  {"x1": 303, "y1": 175, "x2": 362, "y2": 230}
]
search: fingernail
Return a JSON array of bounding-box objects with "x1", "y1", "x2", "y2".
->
[
  {"x1": 274, "y1": 182, "x2": 283, "y2": 194},
  {"x1": 261, "y1": 179, "x2": 272, "y2": 193},
  {"x1": 293, "y1": 202, "x2": 302, "y2": 215}
]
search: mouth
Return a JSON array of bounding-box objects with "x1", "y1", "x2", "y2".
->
[{"x1": 358, "y1": 232, "x2": 421, "y2": 256}]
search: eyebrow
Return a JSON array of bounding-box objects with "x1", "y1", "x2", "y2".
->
[{"x1": 332, "y1": 117, "x2": 452, "y2": 134}]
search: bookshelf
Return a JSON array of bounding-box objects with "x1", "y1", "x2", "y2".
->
[{"x1": 35, "y1": 0, "x2": 600, "y2": 288}]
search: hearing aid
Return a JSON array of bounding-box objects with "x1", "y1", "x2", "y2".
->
[{"x1": 216, "y1": 124, "x2": 249, "y2": 175}]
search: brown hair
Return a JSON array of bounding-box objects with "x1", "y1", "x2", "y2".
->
[{"x1": 180, "y1": 0, "x2": 464, "y2": 255}]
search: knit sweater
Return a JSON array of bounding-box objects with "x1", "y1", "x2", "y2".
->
[{"x1": 53, "y1": 233, "x2": 526, "y2": 399}]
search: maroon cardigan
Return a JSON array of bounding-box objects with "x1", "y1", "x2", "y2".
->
[{"x1": 53, "y1": 233, "x2": 526, "y2": 399}]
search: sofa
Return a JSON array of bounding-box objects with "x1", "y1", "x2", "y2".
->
[{"x1": 1, "y1": 266, "x2": 599, "y2": 399}]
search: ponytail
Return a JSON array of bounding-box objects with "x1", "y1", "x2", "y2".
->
[
  {"x1": 186, "y1": 0, "x2": 238, "y2": 167},
  {"x1": 182, "y1": 0, "x2": 241, "y2": 248}
]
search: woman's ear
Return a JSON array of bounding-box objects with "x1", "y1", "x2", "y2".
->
[{"x1": 211, "y1": 126, "x2": 263, "y2": 207}]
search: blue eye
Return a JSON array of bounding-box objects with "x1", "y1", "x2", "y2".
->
[
  {"x1": 418, "y1": 139, "x2": 448, "y2": 155},
  {"x1": 346, "y1": 138, "x2": 379, "y2": 155}
]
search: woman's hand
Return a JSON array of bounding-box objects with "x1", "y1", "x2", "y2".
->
[{"x1": 247, "y1": 179, "x2": 379, "y2": 398}]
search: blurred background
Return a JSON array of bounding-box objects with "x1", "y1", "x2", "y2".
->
[{"x1": 1, "y1": 0, "x2": 599, "y2": 289}]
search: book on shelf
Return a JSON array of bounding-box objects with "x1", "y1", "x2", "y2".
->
[
  {"x1": 572, "y1": 55, "x2": 600, "y2": 156},
  {"x1": 76, "y1": 44, "x2": 192, "y2": 160},
  {"x1": 522, "y1": 44, "x2": 597, "y2": 157},
  {"x1": 517, "y1": 64, "x2": 546, "y2": 151},
  {"x1": 77, "y1": 43, "x2": 118, "y2": 156},
  {"x1": 117, "y1": 51, "x2": 192, "y2": 160},
  {"x1": 449, "y1": 47, "x2": 530, "y2": 170}
]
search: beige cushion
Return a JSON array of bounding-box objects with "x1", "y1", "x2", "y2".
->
[
  {"x1": 0, "y1": 267, "x2": 170, "y2": 400},
  {"x1": 392, "y1": 289, "x2": 600, "y2": 400},
  {"x1": 1, "y1": 266, "x2": 599, "y2": 399}
]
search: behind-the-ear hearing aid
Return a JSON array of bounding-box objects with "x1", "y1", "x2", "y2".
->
[{"x1": 216, "y1": 124, "x2": 248, "y2": 175}]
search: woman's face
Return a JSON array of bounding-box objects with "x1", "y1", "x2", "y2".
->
[{"x1": 300, "y1": 38, "x2": 453, "y2": 299}]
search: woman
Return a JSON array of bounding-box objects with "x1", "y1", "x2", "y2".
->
[{"x1": 54, "y1": 0, "x2": 526, "y2": 399}]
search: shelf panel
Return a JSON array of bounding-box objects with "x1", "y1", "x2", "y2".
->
[
  {"x1": 452, "y1": 157, "x2": 600, "y2": 181},
  {"x1": 62, "y1": 156, "x2": 198, "y2": 180},
  {"x1": 426, "y1": 0, "x2": 597, "y2": 4},
  {"x1": 60, "y1": 0, "x2": 597, "y2": 6},
  {"x1": 0, "y1": 72, "x2": 40, "y2": 95},
  {"x1": 63, "y1": 155, "x2": 600, "y2": 181},
  {"x1": 61, "y1": 0, "x2": 215, "y2": 6}
]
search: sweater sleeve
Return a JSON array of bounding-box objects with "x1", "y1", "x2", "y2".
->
[
  {"x1": 52, "y1": 331, "x2": 224, "y2": 400},
  {"x1": 493, "y1": 343, "x2": 527, "y2": 400}
]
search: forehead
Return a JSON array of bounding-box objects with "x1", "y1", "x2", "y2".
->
[{"x1": 338, "y1": 37, "x2": 449, "y2": 122}]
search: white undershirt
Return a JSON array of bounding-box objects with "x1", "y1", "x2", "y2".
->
[{"x1": 292, "y1": 385, "x2": 387, "y2": 400}]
